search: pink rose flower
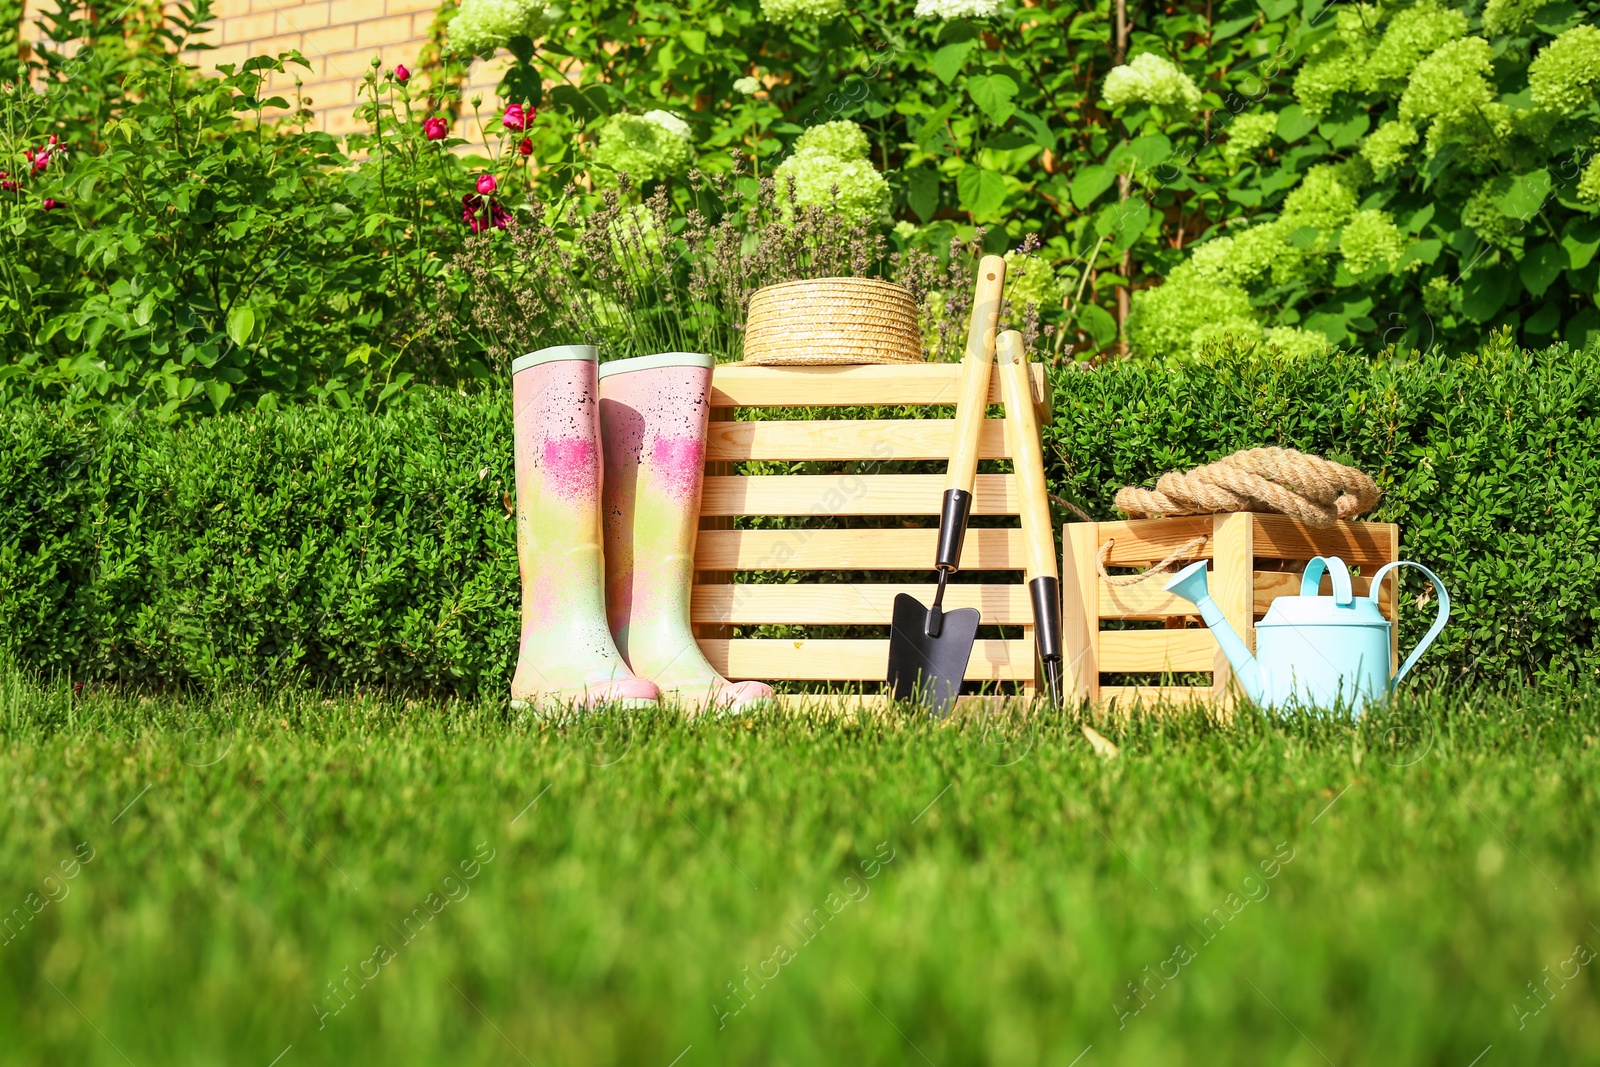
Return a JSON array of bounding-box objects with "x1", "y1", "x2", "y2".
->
[
  {"x1": 395, "y1": 64, "x2": 410, "y2": 83},
  {"x1": 42, "y1": 198, "x2": 60, "y2": 210},
  {"x1": 422, "y1": 117, "x2": 448, "y2": 141},
  {"x1": 501, "y1": 103, "x2": 526, "y2": 131},
  {"x1": 476, "y1": 173, "x2": 497, "y2": 195}
]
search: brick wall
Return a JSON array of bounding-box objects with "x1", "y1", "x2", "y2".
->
[{"x1": 21, "y1": 0, "x2": 509, "y2": 136}]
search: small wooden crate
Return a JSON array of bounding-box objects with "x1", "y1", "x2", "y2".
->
[
  {"x1": 1061, "y1": 514, "x2": 1400, "y2": 708},
  {"x1": 691, "y1": 362, "x2": 1052, "y2": 710}
]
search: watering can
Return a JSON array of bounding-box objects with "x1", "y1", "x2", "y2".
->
[{"x1": 1163, "y1": 556, "x2": 1450, "y2": 712}]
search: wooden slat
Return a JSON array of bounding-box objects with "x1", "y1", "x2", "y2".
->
[
  {"x1": 1062, "y1": 522, "x2": 1100, "y2": 705},
  {"x1": 1093, "y1": 516, "x2": 1396, "y2": 570},
  {"x1": 1254, "y1": 571, "x2": 1388, "y2": 611},
  {"x1": 710, "y1": 363, "x2": 1051, "y2": 423},
  {"x1": 700, "y1": 638, "x2": 1035, "y2": 681},
  {"x1": 706, "y1": 418, "x2": 1010, "y2": 462},
  {"x1": 1094, "y1": 518, "x2": 1215, "y2": 566},
  {"x1": 691, "y1": 583, "x2": 1032, "y2": 625},
  {"x1": 701, "y1": 473, "x2": 1017, "y2": 517},
  {"x1": 695, "y1": 528, "x2": 1026, "y2": 571},
  {"x1": 1099, "y1": 579, "x2": 1190, "y2": 619},
  {"x1": 1250, "y1": 515, "x2": 1396, "y2": 567},
  {"x1": 1211, "y1": 514, "x2": 1253, "y2": 706},
  {"x1": 1097, "y1": 630, "x2": 1215, "y2": 673},
  {"x1": 1099, "y1": 686, "x2": 1215, "y2": 707},
  {"x1": 1101, "y1": 570, "x2": 1390, "y2": 620}
]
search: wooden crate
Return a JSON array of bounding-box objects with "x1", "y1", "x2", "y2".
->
[
  {"x1": 1061, "y1": 514, "x2": 1400, "y2": 709},
  {"x1": 692, "y1": 362, "x2": 1052, "y2": 709}
]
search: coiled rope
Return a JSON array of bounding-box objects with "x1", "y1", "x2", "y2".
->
[{"x1": 1097, "y1": 448, "x2": 1380, "y2": 586}]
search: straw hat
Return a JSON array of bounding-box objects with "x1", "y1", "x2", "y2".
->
[{"x1": 741, "y1": 276, "x2": 923, "y2": 365}]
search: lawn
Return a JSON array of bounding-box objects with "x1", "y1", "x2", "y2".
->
[{"x1": 1, "y1": 673, "x2": 1597, "y2": 1066}]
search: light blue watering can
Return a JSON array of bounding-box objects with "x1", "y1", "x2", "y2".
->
[{"x1": 1164, "y1": 556, "x2": 1450, "y2": 712}]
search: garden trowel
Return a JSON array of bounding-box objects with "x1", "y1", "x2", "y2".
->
[{"x1": 887, "y1": 254, "x2": 1007, "y2": 717}]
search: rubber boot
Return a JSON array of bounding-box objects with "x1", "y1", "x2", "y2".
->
[
  {"x1": 510, "y1": 345, "x2": 659, "y2": 711},
  {"x1": 598, "y1": 352, "x2": 775, "y2": 715}
]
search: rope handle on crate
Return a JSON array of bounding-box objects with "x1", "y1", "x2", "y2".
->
[{"x1": 1095, "y1": 535, "x2": 1210, "y2": 587}]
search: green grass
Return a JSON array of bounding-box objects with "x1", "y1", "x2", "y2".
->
[{"x1": 1, "y1": 675, "x2": 1597, "y2": 1066}]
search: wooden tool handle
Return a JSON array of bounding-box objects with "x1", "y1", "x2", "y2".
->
[
  {"x1": 996, "y1": 330, "x2": 1057, "y2": 584},
  {"x1": 945, "y1": 254, "x2": 1006, "y2": 494}
]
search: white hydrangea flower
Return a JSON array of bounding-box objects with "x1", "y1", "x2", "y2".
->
[
  {"x1": 592, "y1": 112, "x2": 694, "y2": 183},
  {"x1": 773, "y1": 147, "x2": 891, "y2": 222},
  {"x1": 1102, "y1": 53, "x2": 1203, "y2": 120},
  {"x1": 914, "y1": 0, "x2": 1004, "y2": 18},
  {"x1": 795, "y1": 120, "x2": 871, "y2": 161},
  {"x1": 733, "y1": 76, "x2": 761, "y2": 95},
  {"x1": 642, "y1": 109, "x2": 692, "y2": 141},
  {"x1": 760, "y1": 0, "x2": 846, "y2": 26},
  {"x1": 447, "y1": 0, "x2": 552, "y2": 55}
]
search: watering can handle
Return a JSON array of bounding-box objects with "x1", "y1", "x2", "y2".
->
[
  {"x1": 1368, "y1": 561, "x2": 1450, "y2": 689},
  {"x1": 1299, "y1": 556, "x2": 1354, "y2": 604}
]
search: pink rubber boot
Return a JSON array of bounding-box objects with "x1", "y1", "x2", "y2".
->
[
  {"x1": 510, "y1": 345, "x2": 659, "y2": 711},
  {"x1": 598, "y1": 353, "x2": 775, "y2": 716}
]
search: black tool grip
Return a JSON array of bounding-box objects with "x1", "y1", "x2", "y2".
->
[
  {"x1": 935, "y1": 489, "x2": 973, "y2": 572},
  {"x1": 1029, "y1": 575, "x2": 1064, "y2": 705},
  {"x1": 1029, "y1": 575, "x2": 1062, "y2": 660}
]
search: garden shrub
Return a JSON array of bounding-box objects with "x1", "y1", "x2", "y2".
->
[
  {"x1": 0, "y1": 0, "x2": 527, "y2": 415},
  {"x1": 2, "y1": 340, "x2": 1595, "y2": 694}
]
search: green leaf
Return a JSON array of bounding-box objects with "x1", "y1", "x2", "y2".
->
[
  {"x1": 1564, "y1": 306, "x2": 1600, "y2": 351},
  {"x1": 1070, "y1": 165, "x2": 1116, "y2": 209},
  {"x1": 133, "y1": 294, "x2": 155, "y2": 327},
  {"x1": 225, "y1": 306, "x2": 255, "y2": 348},
  {"x1": 1562, "y1": 220, "x2": 1600, "y2": 270},
  {"x1": 1317, "y1": 112, "x2": 1369, "y2": 149},
  {"x1": 1212, "y1": 14, "x2": 1258, "y2": 39},
  {"x1": 1125, "y1": 133, "x2": 1173, "y2": 173},
  {"x1": 1097, "y1": 198, "x2": 1151, "y2": 253},
  {"x1": 956, "y1": 164, "x2": 1008, "y2": 219},
  {"x1": 1524, "y1": 302, "x2": 1560, "y2": 336},
  {"x1": 1495, "y1": 169, "x2": 1551, "y2": 222},
  {"x1": 203, "y1": 379, "x2": 232, "y2": 413},
  {"x1": 1302, "y1": 311, "x2": 1349, "y2": 345},
  {"x1": 1533, "y1": 0, "x2": 1581, "y2": 32},
  {"x1": 1077, "y1": 303, "x2": 1118, "y2": 347},
  {"x1": 1397, "y1": 239, "x2": 1442, "y2": 271},
  {"x1": 967, "y1": 74, "x2": 1019, "y2": 125},
  {"x1": 1276, "y1": 104, "x2": 1316, "y2": 144},
  {"x1": 1461, "y1": 264, "x2": 1514, "y2": 323},
  {"x1": 907, "y1": 169, "x2": 940, "y2": 224},
  {"x1": 1520, "y1": 243, "x2": 1568, "y2": 298},
  {"x1": 932, "y1": 40, "x2": 977, "y2": 85},
  {"x1": 1015, "y1": 111, "x2": 1057, "y2": 151}
]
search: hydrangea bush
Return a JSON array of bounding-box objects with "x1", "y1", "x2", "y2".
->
[
  {"x1": 469, "y1": 0, "x2": 1600, "y2": 363},
  {"x1": 1115, "y1": 0, "x2": 1600, "y2": 357}
]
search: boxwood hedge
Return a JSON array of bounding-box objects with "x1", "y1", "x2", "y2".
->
[{"x1": 3, "y1": 339, "x2": 1596, "y2": 694}]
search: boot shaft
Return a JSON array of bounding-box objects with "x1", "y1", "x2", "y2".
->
[{"x1": 598, "y1": 352, "x2": 714, "y2": 658}]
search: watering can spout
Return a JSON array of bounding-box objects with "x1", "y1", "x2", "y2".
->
[{"x1": 1164, "y1": 560, "x2": 1265, "y2": 703}]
